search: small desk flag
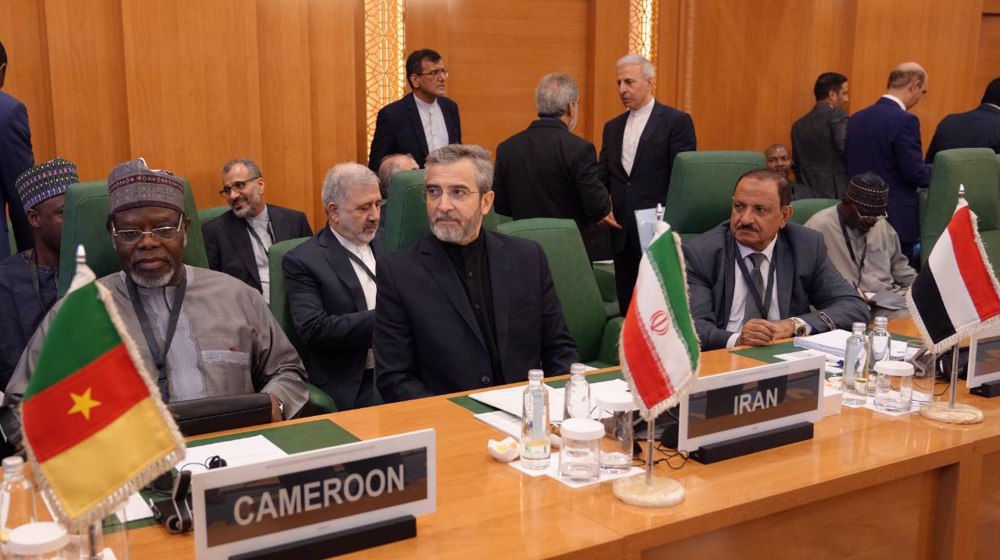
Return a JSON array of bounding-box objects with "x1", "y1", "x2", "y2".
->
[
  {"x1": 20, "y1": 247, "x2": 185, "y2": 530},
  {"x1": 619, "y1": 222, "x2": 701, "y2": 420},
  {"x1": 907, "y1": 198, "x2": 1000, "y2": 354}
]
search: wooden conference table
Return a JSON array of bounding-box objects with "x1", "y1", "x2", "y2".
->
[{"x1": 130, "y1": 319, "x2": 1000, "y2": 559}]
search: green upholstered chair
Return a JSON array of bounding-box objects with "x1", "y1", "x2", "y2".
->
[
  {"x1": 663, "y1": 151, "x2": 766, "y2": 240},
  {"x1": 198, "y1": 205, "x2": 230, "y2": 225},
  {"x1": 498, "y1": 218, "x2": 622, "y2": 368},
  {"x1": 6, "y1": 219, "x2": 14, "y2": 255},
  {"x1": 484, "y1": 210, "x2": 511, "y2": 231},
  {"x1": 789, "y1": 198, "x2": 840, "y2": 225},
  {"x1": 592, "y1": 261, "x2": 619, "y2": 319},
  {"x1": 921, "y1": 148, "x2": 1000, "y2": 268},
  {"x1": 267, "y1": 236, "x2": 339, "y2": 417},
  {"x1": 58, "y1": 180, "x2": 209, "y2": 296},
  {"x1": 382, "y1": 169, "x2": 429, "y2": 256}
]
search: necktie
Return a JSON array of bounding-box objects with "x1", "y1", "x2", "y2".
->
[{"x1": 742, "y1": 252, "x2": 767, "y2": 324}]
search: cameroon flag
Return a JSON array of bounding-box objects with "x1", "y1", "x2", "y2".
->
[{"x1": 21, "y1": 252, "x2": 185, "y2": 530}]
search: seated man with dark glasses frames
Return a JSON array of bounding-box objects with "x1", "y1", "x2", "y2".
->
[
  {"x1": 2, "y1": 159, "x2": 308, "y2": 452},
  {"x1": 805, "y1": 172, "x2": 917, "y2": 318}
]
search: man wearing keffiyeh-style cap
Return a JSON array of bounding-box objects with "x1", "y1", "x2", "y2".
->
[
  {"x1": 805, "y1": 172, "x2": 917, "y2": 317},
  {"x1": 0, "y1": 157, "x2": 79, "y2": 389}
]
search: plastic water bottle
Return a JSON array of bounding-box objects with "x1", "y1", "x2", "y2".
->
[
  {"x1": 0, "y1": 456, "x2": 38, "y2": 555},
  {"x1": 563, "y1": 363, "x2": 591, "y2": 420},
  {"x1": 842, "y1": 322, "x2": 869, "y2": 406},
  {"x1": 868, "y1": 316, "x2": 891, "y2": 395},
  {"x1": 521, "y1": 369, "x2": 551, "y2": 470}
]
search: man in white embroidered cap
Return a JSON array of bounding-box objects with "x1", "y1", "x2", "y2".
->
[{"x1": 2, "y1": 159, "x2": 308, "y2": 433}]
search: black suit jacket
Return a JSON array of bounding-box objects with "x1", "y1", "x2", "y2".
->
[
  {"x1": 0, "y1": 92, "x2": 34, "y2": 258},
  {"x1": 374, "y1": 231, "x2": 579, "y2": 402},
  {"x1": 791, "y1": 102, "x2": 849, "y2": 199},
  {"x1": 368, "y1": 92, "x2": 461, "y2": 170},
  {"x1": 682, "y1": 222, "x2": 870, "y2": 350},
  {"x1": 598, "y1": 101, "x2": 696, "y2": 252},
  {"x1": 203, "y1": 204, "x2": 312, "y2": 293},
  {"x1": 283, "y1": 227, "x2": 381, "y2": 410},
  {"x1": 926, "y1": 103, "x2": 1000, "y2": 162}
]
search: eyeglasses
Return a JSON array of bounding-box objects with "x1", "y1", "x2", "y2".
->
[
  {"x1": 417, "y1": 69, "x2": 449, "y2": 79},
  {"x1": 854, "y1": 205, "x2": 887, "y2": 225},
  {"x1": 423, "y1": 185, "x2": 478, "y2": 202},
  {"x1": 218, "y1": 176, "x2": 261, "y2": 197},
  {"x1": 112, "y1": 214, "x2": 185, "y2": 245}
]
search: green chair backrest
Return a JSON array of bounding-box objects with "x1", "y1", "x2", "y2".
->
[
  {"x1": 491, "y1": 212, "x2": 513, "y2": 228},
  {"x1": 789, "y1": 198, "x2": 839, "y2": 225},
  {"x1": 198, "y1": 205, "x2": 230, "y2": 225},
  {"x1": 6, "y1": 219, "x2": 14, "y2": 255},
  {"x1": 58, "y1": 180, "x2": 208, "y2": 296},
  {"x1": 267, "y1": 236, "x2": 312, "y2": 352},
  {"x1": 382, "y1": 169, "x2": 429, "y2": 256},
  {"x1": 921, "y1": 148, "x2": 1000, "y2": 267},
  {"x1": 498, "y1": 218, "x2": 606, "y2": 363},
  {"x1": 664, "y1": 151, "x2": 766, "y2": 240}
]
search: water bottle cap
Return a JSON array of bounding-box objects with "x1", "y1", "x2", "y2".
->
[
  {"x1": 1, "y1": 455, "x2": 24, "y2": 474},
  {"x1": 596, "y1": 390, "x2": 637, "y2": 412},
  {"x1": 559, "y1": 418, "x2": 604, "y2": 440},
  {"x1": 874, "y1": 316, "x2": 888, "y2": 327},
  {"x1": 851, "y1": 322, "x2": 866, "y2": 332},
  {"x1": 569, "y1": 363, "x2": 586, "y2": 376},
  {"x1": 527, "y1": 369, "x2": 544, "y2": 381},
  {"x1": 7, "y1": 522, "x2": 69, "y2": 555},
  {"x1": 874, "y1": 360, "x2": 914, "y2": 377}
]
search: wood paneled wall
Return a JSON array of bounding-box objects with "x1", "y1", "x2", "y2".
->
[
  {"x1": 1, "y1": 0, "x2": 995, "y2": 227},
  {"x1": 1, "y1": 0, "x2": 363, "y2": 229}
]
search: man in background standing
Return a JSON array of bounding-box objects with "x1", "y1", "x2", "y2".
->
[
  {"x1": 0, "y1": 40, "x2": 34, "y2": 258},
  {"x1": 791, "y1": 72, "x2": 850, "y2": 199}
]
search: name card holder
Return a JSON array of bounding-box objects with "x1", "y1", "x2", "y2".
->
[
  {"x1": 191, "y1": 429, "x2": 436, "y2": 560},
  {"x1": 677, "y1": 356, "x2": 824, "y2": 464}
]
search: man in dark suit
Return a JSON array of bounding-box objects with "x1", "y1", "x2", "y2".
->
[
  {"x1": 845, "y1": 62, "x2": 932, "y2": 261},
  {"x1": 203, "y1": 158, "x2": 312, "y2": 303},
  {"x1": 284, "y1": 163, "x2": 382, "y2": 410},
  {"x1": 0, "y1": 41, "x2": 34, "y2": 258},
  {"x1": 926, "y1": 77, "x2": 1000, "y2": 162},
  {"x1": 375, "y1": 144, "x2": 578, "y2": 402},
  {"x1": 598, "y1": 54, "x2": 696, "y2": 315},
  {"x1": 368, "y1": 49, "x2": 461, "y2": 170},
  {"x1": 791, "y1": 72, "x2": 850, "y2": 199},
  {"x1": 494, "y1": 73, "x2": 619, "y2": 261},
  {"x1": 683, "y1": 169, "x2": 869, "y2": 351}
]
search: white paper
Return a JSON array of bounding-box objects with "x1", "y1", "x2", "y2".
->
[
  {"x1": 635, "y1": 208, "x2": 661, "y2": 252},
  {"x1": 508, "y1": 459, "x2": 644, "y2": 488},
  {"x1": 178, "y1": 434, "x2": 286, "y2": 472},
  {"x1": 115, "y1": 492, "x2": 154, "y2": 523},
  {"x1": 469, "y1": 379, "x2": 630, "y2": 423},
  {"x1": 474, "y1": 411, "x2": 522, "y2": 439},
  {"x1": 795, "y1": 331, "x2": 919, "y2": 360}
]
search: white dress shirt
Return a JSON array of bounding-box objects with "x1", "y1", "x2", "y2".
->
[
  {"x1": 881, "y1": 94, "x2": 906, "y2": 111},
  {"x1": 245, "y1": 208, "x2": 272, "y2": 303},
  {"x1": 331, "y1": 227, "x2": 377, "y2": 369},
  {"x1": 414, "y1": 95, "x2": 449, "y2": 153},
  {"x1": 621, "y1": 97, "x2": 655, "y2": 175},
  {"x1": 725, "y1": 237, "x2": 782, "y2": 348}
]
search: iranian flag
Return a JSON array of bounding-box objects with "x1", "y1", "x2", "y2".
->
[
  {"x1": 21, "y1": 249, "x2": 185, "y2": 530},
  {"x1": 619, "y1": 222, "x2": 701, "y2": 420},
  {"x1": 907, "y1": 198, "x2": 1000, "y2": 354}
]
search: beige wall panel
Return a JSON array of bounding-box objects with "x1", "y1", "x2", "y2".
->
[
  {"x1": 0, "y1": 0, "x2": 56, "y2": 164},
  {"x1": 589, "y1": 0, "x2": 630, "y2": 150},
  {"x1": 308, "y1": 0, "x2": 363, "y2": 228},
  {"x1": 121, "y1": 0, "x2": 263, "y2": 212},
  {"x1": 681, "y1": 0, "x2": 856, "y2": 152},
  {"x1": 256, "y1": 0, "x2": 314, "y2": 225},
  {"x1": 851, "y1": 0, "x2": 983, "y2": 152},
  {"x1": 975, "y1": 15, "x2": 1000, "y2": 103}
]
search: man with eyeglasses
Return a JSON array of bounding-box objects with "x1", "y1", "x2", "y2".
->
[
  {"x1": 3, "y1": 159, "x2": 308, "y2": 439},
  {"x1": 368, "y1": 49, "x2": 461, "y2": 171},
  {"x1": 805, "y1": 172, "x2": 916, "y2": 318},
  {"x1": 374, "y1": 144, "x2": 578, "y2": 402},
  {"x1": 202, "y1": 158, "x2": 312, "y2": 303}
]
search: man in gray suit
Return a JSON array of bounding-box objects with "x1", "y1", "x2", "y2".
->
[
  {"x1": 791, "y1": 72, "x2": 850, "y2": 199},
  {"x1": 683, "y1": 169, "x2": 869, "y2": 351}
]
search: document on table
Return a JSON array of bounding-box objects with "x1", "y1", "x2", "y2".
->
[
  {"x1": 178, "y1": 434, "x2": 286, "y2": 471},
  {"x1": 508, "y1": 459, "x2": 644, "y2": 489},
  {"x1": 794, "y1": 330, "x2": 918, "y2": 360},
  {"x1": 469, "y1": 378, "x2": 630, "y2": 423}
]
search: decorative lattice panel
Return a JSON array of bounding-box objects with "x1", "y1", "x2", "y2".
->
[{"x1": 364, "y1": 0, "x2": 406, "y2": 153}]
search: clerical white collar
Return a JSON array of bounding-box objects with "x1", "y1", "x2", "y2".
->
[
  {"x1": 736, "y1": 234, "x2": 778, "y2": 262},
  {"x1": 245, "y1": 206, "x2": 269, "y2": 226},
  {"x1": 330, "y1": 226, "x2": 371, "y2": 256},
  {"x1": 629, "y1": 97, "x2": 655, "y2": 118},
  {"x1": 881, "y1": 94, "x2": 906, "y2": 111},
  {"x1": 414, "y1": 95, "x2": 439, "y2": 110}
]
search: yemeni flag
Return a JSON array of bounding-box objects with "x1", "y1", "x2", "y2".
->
[
  {"x1": 619, "y1": 222, "x2": 701, "y2": 420},
  {"x1": 21, "y1": 248, "x2": 185, "y2": 530},
  {"x1": 907, "y1": 198, "x2": 1000, "y2": 354}
]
